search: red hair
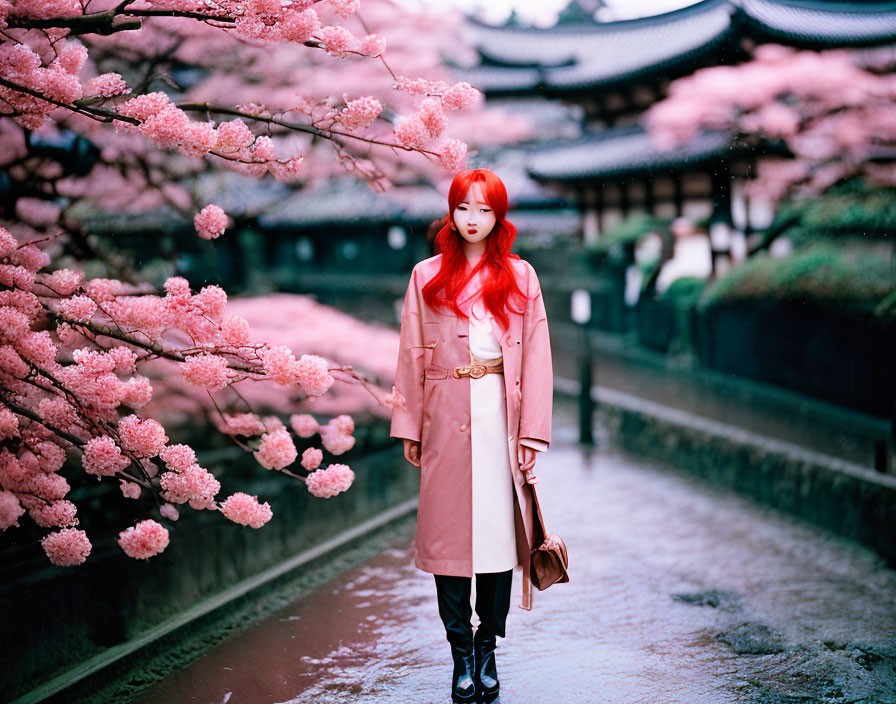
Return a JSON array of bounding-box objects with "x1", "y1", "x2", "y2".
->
[{"x1": 422, "y1": 169, "x2": 527, "y2": 332}]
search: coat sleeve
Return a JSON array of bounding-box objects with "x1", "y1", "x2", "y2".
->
[
  {"x1": 519, "y1": 262, "x2": 553, "y2": 448},
  {"x1": 390, "y1": 266, "x2": 425, "y2": 443}
]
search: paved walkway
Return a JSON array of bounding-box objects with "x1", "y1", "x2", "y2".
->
[{"x1": 134, "y1": 414, "x2": 896, "y2": 704}]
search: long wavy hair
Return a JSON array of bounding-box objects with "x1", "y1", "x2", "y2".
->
[{"x1": 422, "y1": 169, "x2": 527, "y2": 331}]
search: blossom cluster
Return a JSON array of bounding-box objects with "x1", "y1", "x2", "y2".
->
[
  {"x1": 645, "y1": 44, "x2": 896, "y2": 201},
  {"x1": 387, "y1": 78, "x2": 478, "y2": 169},
  {"x1": 117, "y1": 519, "x2": 170, "y2": 560},
  {"x1": 305, "y1": 463, "x2": 355, "y2": 499},
  {"x1": 0, "y1": 225, "x2": 361, "y2": 566}
]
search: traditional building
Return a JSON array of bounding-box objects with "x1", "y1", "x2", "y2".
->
[{"x1": 454, "y1": 0, "x2": 896, "y2": 275}]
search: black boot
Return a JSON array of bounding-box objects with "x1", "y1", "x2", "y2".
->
[
  {"x1": 450, "y1": 643, "x2": 478, "y2": 703},
  {"x1": 474, "y1": 633, "x2": 500, "y2": 702}
]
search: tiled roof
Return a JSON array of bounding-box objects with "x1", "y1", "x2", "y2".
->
[
  {"x1": 466, "y1": 0, "x2": 735, "y2": 92},
  {"x1": 259, "y1": 181, "x2": 445, "y2": 228},
  {"x1": 460, "y1": 0, "x2": 896, "y2": 94},
  {"x1": 526, "y1": 125, "x2": 736, "y2": 182},
  {"x1": 738, "y1": 0, "x2": 896, "y2": 47}
]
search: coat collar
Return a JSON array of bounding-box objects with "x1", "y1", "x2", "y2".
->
[{"x1": 453, "y1": 306, "x2": 522, "y2": 347}]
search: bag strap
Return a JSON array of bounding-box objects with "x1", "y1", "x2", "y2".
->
[
  {"x1": 520, "y1": 568, "x2": 532, "y2": 610},
  {"x1": 519, "y1": 483, "x2": 547, "y2": 611},
  {"x1": 530, "y1": 483, "x2": 548, "y2": 545}
]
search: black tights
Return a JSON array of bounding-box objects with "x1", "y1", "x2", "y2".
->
[{"x1": 434, "y1": 570, "x2": 513, "y2": 648}]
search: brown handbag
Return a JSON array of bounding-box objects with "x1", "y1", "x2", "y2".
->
[{"x1": 520, "y1": 483, "x2": 569, "y2": 610}]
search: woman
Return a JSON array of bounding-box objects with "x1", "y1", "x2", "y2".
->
[{"x1": 390, "y1": 168, "x2": 553, "y2": 703}]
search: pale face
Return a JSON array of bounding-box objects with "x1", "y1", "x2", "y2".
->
[{"x1": 453, "y1": 181, "x2": 497, "y2": 247}]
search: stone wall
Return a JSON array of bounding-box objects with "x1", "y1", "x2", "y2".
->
[
  {"x1": 3, "y1": 441, "x2": 417, "y2": 704},
  {"x1": 594, "y1": 387, "x2": 896, "y2": 567}
]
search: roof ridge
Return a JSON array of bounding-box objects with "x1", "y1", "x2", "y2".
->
[{"x1": 467, "y1": 0, "x2": 731, "y2": 34}]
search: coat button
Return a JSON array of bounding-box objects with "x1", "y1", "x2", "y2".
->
[
  {"x1": 459, "y1": 424, "x2": 467, "y2": 432},
  {"x1": 515, "y1": 378, "x2": 520, "y2": 385},
  {"x1": 515, "y1": 339, "x2": 521, "y2": 345}
]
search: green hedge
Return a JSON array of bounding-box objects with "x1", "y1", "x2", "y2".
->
[
  {"x1": 766, "y1": 181, "x2": 896, "y2": 248},
  {"x1": 588, "y1": 213, "x2": 670, "y2": 254},
  {"x1": 700, "y1": 244, "x2": 895, "y2": 322}
]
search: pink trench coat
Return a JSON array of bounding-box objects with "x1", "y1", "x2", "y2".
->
[{"x1": 390, "y1": 254, "x2": 553, "y2": 578}]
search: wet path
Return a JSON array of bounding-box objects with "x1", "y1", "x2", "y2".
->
[{"x1": 134, "y1": 434, "x2": 896, "y2": 704}]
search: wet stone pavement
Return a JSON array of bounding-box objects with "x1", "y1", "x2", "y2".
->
[{"x1": 134, "y1": 425, "x2": 896, "y2": 704}]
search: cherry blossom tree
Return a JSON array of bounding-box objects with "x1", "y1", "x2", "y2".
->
[
  {"x1": 644, "y1": 44, "x2": 896, "y2": 205},
  {"x1": 0, "y1": 0, "x2": 520, "y2": 567}
]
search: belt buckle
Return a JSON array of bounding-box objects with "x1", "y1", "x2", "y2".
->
[{"x1": 469, "y1": 364, "x2": 486, "y2": 379}]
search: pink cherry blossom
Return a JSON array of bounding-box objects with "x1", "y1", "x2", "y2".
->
[
  {"x1": 393, "y1": 75, "x2": 451, "y2": 96},
  {"x1": 290, "y1": 413, "x2": 319, "y2": 438},
  {"x1": 159, "y1": 444, "x2": 198, "y2": 473},
  {"x1": 160, "y1": 465, "x2": 220, "y2": 507},
  {"x1": 138, "y1": 105, "x2": 190, "y2": 150},
  {"x1": 317, "y1": 25, "x2": 356, "y2": 58},
  {"x1": 159, "y1": 503, "x2": 179, "y2": 521},
  {"x1": 215, "y1": 120, "x2": 254, "y2": 153},
  {"x1": 254, "y1": 428, "x2": 297, "y2": 470},
  {"x1": 382, "y1": 385, "x2": 407, "y2": 411},
  {"x1": 268, "y1": 157, "x2": 305, "y2": 183},
  {"x1": 41, "y1": 527, "x2": 92, "y2": 566},
  {"x1": 220, "y1": 492, "x2": 272, "y2": 528},
  {"x1": 305, "y1": 463, "x2": 354, "y2": 498},
  {"x1": 0, "y1": 408, "x2": 19, "y2": 441},
  {"x1": 296, "y1": 354, "x2": 334, "y2": 396},
  {"x1": 338, "y1": 96, "x2": 382, "y2": 132},
  {"x1": 0, "y1": 228, "x2": 19, "y2": 258},
  {"x1": 16, "y1": 244, "x2": 50, "y2": 272},
  {"x1": 394, "y1": 114, "x2": 430, "y2": 150},
  {"x1": 194, "y1": 204, "x2": 228, "y2": 240},
  {"x1": 180, "y1": 120, "x2": 218, "y2": 159},
  {"x1": 55, "y1": 43, "x2": 88, "y2": 75},
  {"x1": 196, "y1": 285, "x2": 228, "y2": 319},
  {"x1": 122, "y1": 376, "x2": 153, "y2": 408},
  {"x1": 320, "y1": 426, "x2": 355, "y2": 455},
  {"x1": 37, "y1": 397, "x2": 77, "y2": 433},
  {"x1": 181, "y1": 353, "x2": 232, "y2": 390},
  {"x1": 442, "y1": 82, "x2": 480, "y2": 111},
  {"x1": 84, "y1": 73, "x2": 130, "y2": 98},
  {"x1": 358, "y1": 34, "x2": 386, "y2": 58},
  {"x1": 301, "y1": 447, "x2": 323, "y2": 471},
  {"x1": 217, "y1": 413, "x2": 266, "y2": 437},
  {"x1": 260, "y1": 345, "x2": 299, "y2": 386},
  {"x1": 331, "y1": 414, "x2": 354, "y2": 435},
  {"x1": 27, "y1": 499, "x2": 78, "y2": 528},
  {"x1": 439, "y1": 139, "x2": 467, "y2": 171},
  {"x1": 0, "y1": 307, "x2": 31, "y2": 344},
  {"x1": 35, "y1": 441, "x2": 66, "y2": 473},
  {"x1": 118, "y1": 92, "x2": 171, "y2": 124},
  {"x1": 222, "y1": 315, "x2": 251, "y2": 345},
  {"x1": 117, "y1": 519, "x2": 169, "y2": 559},
  {"x1": 280, "y1": 8, "x2": 320, "y2": 43},
  {"x1": 252, "y1": 135, "x2": 275, "y2": 161},
  {"x1": 418, "y1": 98, "x2": 447, "y2": 138},
  {"x1": 120, "y1": 480, "x2": 141, "y2": 499},
  {"x1": 109, "y1": 346, "x2": 137, "y2": 373},
  {"x1": 329, "y1": 0, "x2": 360, "y2": 19},
  {"x1": 118, "y1": 414, "x2": 168, "y2": 458},
  {"x1": 0, "y1": 490, "x2": 25, "y2": 530},
  {"x1": 17, "y1": 331, "x2": 57, "y2": 365},
  {"x1": 59, "y1": 295, "x2": 97, "y2": 322},
  {"x1": 82, "y1": 436, "x2": 130, "y2": 477}
]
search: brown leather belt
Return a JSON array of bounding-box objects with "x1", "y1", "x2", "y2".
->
[{"x1": 453, "y1": 351, "x2": 504, "y2": 379}]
